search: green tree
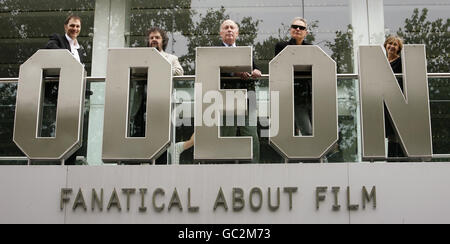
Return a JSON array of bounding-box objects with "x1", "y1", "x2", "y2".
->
[
  {"x1": 396, "y1": 8, "x2": 450, "y2": 156},
  {"x1": 396, "y1": 8, "x2": 449, "y2": 73},
  {"x1": 0, "y1": 83, "x2": 23, "y2": 157},
  {"x1": 0, "y1": 0, "x2": 95, "y2": 77},
  {"x1": 324, "y1": 25, "x2": 357, "y2": 162},
  {"x1": 325, "y1": 25, "x2": 354, "y2": 74},
  {"x1": 128, "y1": 0, "x2": 194, "y2": 48},
  {"x1": 253, "y1": 25, "x2": 285, "y2": 72}
]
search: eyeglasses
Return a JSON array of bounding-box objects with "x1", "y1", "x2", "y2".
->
[{"x1": 291, "y1": 25, "x2": 307, "y2": 31}]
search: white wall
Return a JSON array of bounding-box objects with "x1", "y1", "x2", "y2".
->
[{"x1": 1, "y1": 163, "x2": 450, "y2": 224}]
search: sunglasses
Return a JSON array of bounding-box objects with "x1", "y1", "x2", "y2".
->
[{"x1": 291, "y1": 25, "x2": 307, "y2": 31}]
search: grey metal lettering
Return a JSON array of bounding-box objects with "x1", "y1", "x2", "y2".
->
[
  {"x1": 359, "y1": 45, "x2": 432, "y2": 160},
  {"x1": 139, "y1": 188, "x2": 148, "y2": 212},
  {"x1": 214, "y1": 187, "x2": 229, "y2": 211},
  {"x1": 168, "y1": 188, "x2": 183, "y2": 212},
  {"x1": 269, "y1": 46, "x2": 338, "y2": 159},
  {"x1": 283, "y1": 187, "x2": 298, "y2": 210},
  {"x1": 362, "y1": 186, "x2": 377, "y2": 209},
  {"x1": 332, "y1": 187, "x2": 341, "y2": 211},
  {"x1": 249, "y1": 187, "x2": 263, "y2": 211},
  {"x1": 107, "y1": 188, "x2": 122, "y2": 211},
  {"x1": 60, "y1": 188, "x2": 73, "y2": 211},
  {"x1": 122, "y1": 188, "x2": 136, "y2": 212},
  {"x1": 194, "y1": 47, "x2": 253, "y2": 161},
  {"x1": 347, "y1": 186, "x2": 359, "y2": 211},
  {"x1": 14, "y1": 50, "x2": 86, "y2": 162},
  {"x1": 73, "y1": 188, "x2": 87, "y2": 211},
  {"x1": 92, "y1": 189, "x2": 103, "y2": 211},
  {"x1": 188, "y1": 188, "x2": 199, "y2": 213},
  {"x1": 316, "y1": 186, "x2": 327, "y2": 210},
  {"x1": 232, "y1": 188, "x2": 245, "y2": 212},
  {"x1": 268, "y1": 187, "x2": 280, "y2": 211},
  {"x1": 152, "y1": 188, "x2": 165, "y2": 212},
  {"x1": 102, "y1": 48, "x2": 172, "y2": 163}
]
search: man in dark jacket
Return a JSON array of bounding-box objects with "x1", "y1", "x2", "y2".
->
[
  {"x1": 44, "y1": 15, "x2": 88, "y2": 165},
  {"x1": 220, "y1": 19, "x2": 262, "y2": 163},
  {"x1": 45, "y1": 15, "x2": 87, "y2": 63}
]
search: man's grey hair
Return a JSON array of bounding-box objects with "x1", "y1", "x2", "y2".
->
[{"x1": 220, "y1": 19, "x2": 239, "y2": 30}]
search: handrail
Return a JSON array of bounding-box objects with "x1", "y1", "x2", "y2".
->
[
  {"x1": 0, "y1": 157, "x2": 27, "y2": 161},
  {"x1": 1, "y1": 73, "x2": 450, "y2": 83},
  {"x1": 2, "y1": 156, "x2": 449, "y2": 162},
  {"x1": 1, "y1": 73, "x2": 449, "y2": 162},
  {"x1": 433, "y1": 154, "x2": 450, "y2": 159}
]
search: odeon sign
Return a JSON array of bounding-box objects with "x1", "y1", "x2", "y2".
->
[{"x1": 13, "y1": 45, "x2": 432, "y2": 163}]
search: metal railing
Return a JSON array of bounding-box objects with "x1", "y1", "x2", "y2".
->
[
  {"x1": 1, "y1": 73, "x2": 449, "y2": 163},
  {"x1": 1, "y1": 73, "x2": 450, "y2": 83}
]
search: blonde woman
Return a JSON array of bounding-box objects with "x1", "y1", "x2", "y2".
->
[
  {"x1": 384, "y1": 35, "x2": 405, "y2": 158},
  {"x1": 384, "y1": 35, "x2": 404, "y2": 75}
]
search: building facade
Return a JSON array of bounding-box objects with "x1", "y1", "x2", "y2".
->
[
  {"x1": 0, "y1": 0, "x2": 449, "y2": 224},
  {"x1": 1, "y1": 0, "x2": 448, "y2": 165}
]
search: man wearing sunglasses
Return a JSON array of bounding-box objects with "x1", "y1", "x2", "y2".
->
[
  {"x1": 275, "y1": 18, "x2": 311, "y2": 52},
  {"x1": 274, "y1": 17, "x2": 313, "y2": 137}
]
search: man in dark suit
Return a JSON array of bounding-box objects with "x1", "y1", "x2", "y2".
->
[
  {"x1": 43, "y1": 15, "x2": 89, "y2": 165},
  {"x1": 45, "y1": 15, "x2": 87, "y2": 63},
  {"x1": 219, "y1": 19, "x2": 262, "y2": 163},
  {"x1": 274, "y1": 17, "x2": 313, "y2": 137}
]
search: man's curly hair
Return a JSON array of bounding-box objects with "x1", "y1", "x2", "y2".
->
[{"x1": 147, "y1": 27, "x2": 169, "y2": 51}]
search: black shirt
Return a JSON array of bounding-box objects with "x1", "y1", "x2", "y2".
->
[
  {"x1": 385, "y1": 57, "x2": 404, "y2": 139},
  {"x1": 274, "y1": 38, "x2": 313, "y2": 105},
  {"x1": 390, "y1": 57, "x2": 402, "y2": 74},
  {"x1": 275, "y1": 38, "x2": 312, "y2": 56},
  {"x1": 390, "y1": 57, "x2": 403, "y2": 91}
]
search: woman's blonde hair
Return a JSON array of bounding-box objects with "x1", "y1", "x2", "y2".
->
[{"x1": 384, "y1": 35, "x2": 404, "y2": 55}]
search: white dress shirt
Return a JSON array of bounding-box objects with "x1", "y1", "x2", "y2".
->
[
  {"x1": 223, "y1": 42, "x2": 237, "y2": 47},
  {"x1": 65, "y1": 34, "x2": 81, "y2": 63}
]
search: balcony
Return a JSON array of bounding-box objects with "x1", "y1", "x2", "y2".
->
[{"x1": 1, "y1": 73, "x2": 449, "y2": 165}]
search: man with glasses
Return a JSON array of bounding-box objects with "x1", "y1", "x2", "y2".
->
[{"x1": 275, "y1": 17, "x2": 313, "y2": 137}]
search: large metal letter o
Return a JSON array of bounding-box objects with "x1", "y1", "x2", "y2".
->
[
  {"x1": 14, "y1": 50, "x2": 86, "y2": 162},
  {"x1": 102, "y1": 48, "x2": 172, "y2": 163},
  {"x1": 269, "y1": 45, "x2": 338, "y2": 159}
]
